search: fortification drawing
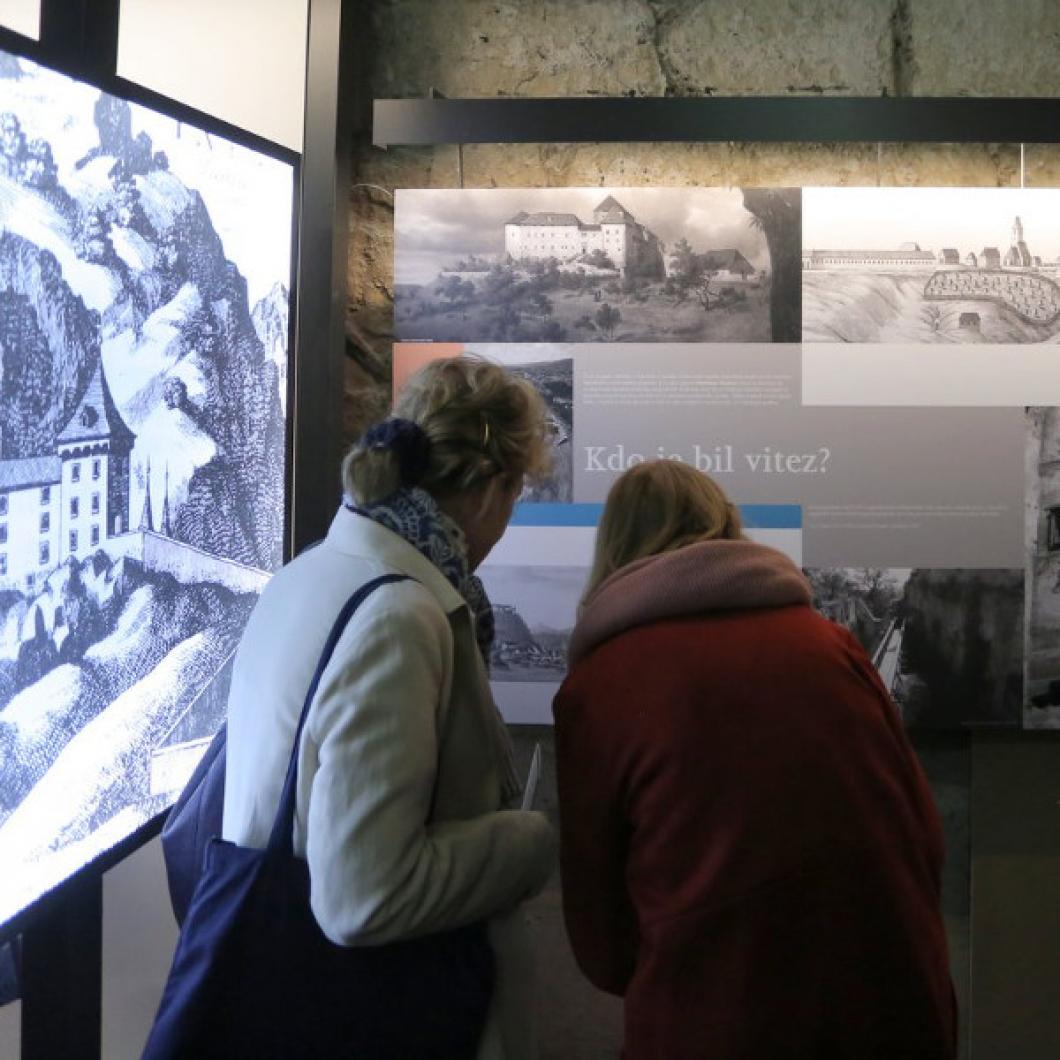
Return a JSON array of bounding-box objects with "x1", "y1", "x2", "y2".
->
[{"x1": 803, "y1": 187, "x2": 1060, "y2": 343}]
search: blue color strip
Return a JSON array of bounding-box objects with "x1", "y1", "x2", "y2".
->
[
  {"x1": 738, "y1": 505, "x2": 802, "y2": 529},
  {"x1": 511, "y1": 502, "x2": 801, "y2": 529},
  {"x1": 511, "y1": 503, "x2": 602, "y2": 526}
]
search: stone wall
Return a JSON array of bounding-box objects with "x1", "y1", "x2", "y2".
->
[{"x1": 346, "y1": 4, "x2": 1060, "y2": 1056}]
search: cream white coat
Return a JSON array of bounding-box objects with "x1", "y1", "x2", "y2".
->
[{"x1": 222, "y1": 506, "x2": 555, "y2": 1059}]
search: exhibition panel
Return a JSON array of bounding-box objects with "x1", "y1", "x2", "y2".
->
[
  {"x1": 0, "y1": 48, "x2": 296, "y2": 935},
  {"x1": 394, "y1": 185, "x2": 1060, "y2": 733}
]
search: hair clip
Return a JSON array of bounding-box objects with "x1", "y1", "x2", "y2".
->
[{"x1": 360, "y1": 417, "x2": 431, "y2": 485}]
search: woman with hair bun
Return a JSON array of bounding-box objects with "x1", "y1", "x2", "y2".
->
[
  {"x1": 554, "y1": 459, "x2": 957, "y2": 1060},
  {"x1": 223, "y1": 355, "x2": 557, "y2": 1059}
]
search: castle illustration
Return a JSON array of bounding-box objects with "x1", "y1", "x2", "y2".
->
[
  {"x1": 0, "y1": 362, "x2": 133, "y2": 592},
  {"x1": 803, "y1": 215, "x2": 1047, "y2": 272},
  {"x1": 0, "y1": 362, "x2": 265, "y2": 598},
  {"x1": 504, "y1": 195, "x2": 665, "y2": 277}
]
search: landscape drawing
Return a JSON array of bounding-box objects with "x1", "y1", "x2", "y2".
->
[
  {"x1": 395, "y1": 187, "x2": 801, "y2": 343},
  {"x1": 0, "y1": 51, "x2": 293, "y2": 927},
  {"x1": 469, "y1": 346, "x2": 573, "y2": 503},
  {"x1": 479, "y1": 565, "x2": 585, "y2": 685},
  {"x1": 806, "y1": 567, "x2": 1024, "y2": 728},
  {"x1": 803, "y1": 187, "x2": 1060, "y2": 344}
]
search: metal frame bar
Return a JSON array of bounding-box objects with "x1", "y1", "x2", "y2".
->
[
  {"x1": 37, "y1": 0, "x2": 119, "y2": 82},
  {"x1": 290, "y1": 0, "x2": 357, "y2": 555},
  {"x1": 373, "y1": 95, "x2": 1060, "y2": 147},
  {"x1": 19, "y1": 874, "x2": 102, "y2": 1060}
]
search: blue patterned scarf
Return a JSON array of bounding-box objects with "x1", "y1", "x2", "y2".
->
[{"x1": 349, "y1": 487, "x2": 495, "y2": 662}]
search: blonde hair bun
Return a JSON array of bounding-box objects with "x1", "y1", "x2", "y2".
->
[{"x1": 343, "y1": 356, "x2": 552, "y2": 506}]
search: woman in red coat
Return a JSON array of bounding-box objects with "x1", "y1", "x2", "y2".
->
[{"x1": 553, "y1": 460, "x2": 956, "y2": 1059}]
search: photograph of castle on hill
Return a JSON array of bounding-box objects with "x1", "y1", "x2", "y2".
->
[
  {"x1": 803, "y1": 187, "x2": 1060, "y2": 344},
  {"x1": 805, "y1": 567, "x2": 1024, "y2": 728},
  {"x1": 0, "y1": 51, "x2": 292, "y2": 928},
  {"x1": 478, "y1": 565, "x2": 585, "y2": 691},
  {"x1": 395, "y1": 187, "x2": 801, "y2": 343}
]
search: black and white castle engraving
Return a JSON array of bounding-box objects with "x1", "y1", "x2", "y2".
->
[
  {"x1": 396, "y1": 187, "x2": 801, "y2": 343},
  {"x1": 0, "y1": 52, "x2": 292, "y2": 927}
]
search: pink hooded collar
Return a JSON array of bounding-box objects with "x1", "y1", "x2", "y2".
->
[{"x1": 569, "y1": 538, "x2": 812, "y2": 665}]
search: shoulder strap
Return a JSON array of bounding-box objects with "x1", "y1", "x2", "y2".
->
[{"x1": 266, "y1": 573, "x2": 410, "y2": 855}]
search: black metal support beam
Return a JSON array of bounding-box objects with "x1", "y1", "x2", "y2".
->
[
  {"x1": 38, "y1": 0, "x2": 119, "y2": 82},
  {"x1": 19, "y1": 873, "x2": 102, "y2": 1060},
  {"x1": 374, "y1": 96, "x2": 1060, "y2": 147},
  {"x1": 291, "y1": 0, "x2": 358, "y2": 554}
]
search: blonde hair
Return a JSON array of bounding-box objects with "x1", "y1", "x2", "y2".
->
[
  {"x1": 343, "y1": 355, "x2": 552, "y2": 505},
  {"x1": 585, "y1": 459, "x2": 743, "y2": 598}
]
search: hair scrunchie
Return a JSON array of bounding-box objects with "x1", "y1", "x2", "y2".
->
[{"x1": 361, "y1": 417, "x2": 431, "y2": 486}]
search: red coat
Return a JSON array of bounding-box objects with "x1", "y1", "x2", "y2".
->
[{"x1": 554, "y1": 541, "x2": 956, "y2": 1059}]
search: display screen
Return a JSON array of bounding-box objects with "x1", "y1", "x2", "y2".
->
[{"x1": 0, "y1": 49, "x2": 294, "y2": 931}]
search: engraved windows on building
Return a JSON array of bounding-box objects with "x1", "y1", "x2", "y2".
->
[
  {"x1": 39, "y1": 541, "x2": 49, "y2": 566},
  {"x1": 69, "y1": 530, "x2": 77, "y2": 553},
  {"x1": 91, "y1": 525, "x2": 100, "y2": 547},
  {"x1": 70, "y1": 497, "x2": 79, "y2": 519},
  {"x1": 0, "y1": 495, "x2": 7, "y2": 516},
  {"x1": 40, "y1": 486, "x2": 50, "y2": 505},
  {"x1": 91, "y1": 493, "x2": 100, "y2": 516},
  {"x1": 92, "y1": 459, "x2": 101, "y2": 481},
  {"x1": 71, "y1": 462, "x2": 81, "y2": 483},
  {"x1": 40, "y1": 512, "x2": 49, "y2": 534}
]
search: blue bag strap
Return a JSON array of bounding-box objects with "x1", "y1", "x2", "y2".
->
[{"x1": 266, "y1": 572, "x2": 410, "y2": 856}]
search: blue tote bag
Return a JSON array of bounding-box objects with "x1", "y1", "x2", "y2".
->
[
  {"x1": 143, "y1": 574, "x2": 494, "y2": 1060},
  {"x1": 160, "y1": 717, "x2": 226, "y2": 926}
]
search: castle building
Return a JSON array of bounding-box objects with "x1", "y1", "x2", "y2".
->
[
  {"x1": 670, "y1": 247, "x2": 756, "y2": 280},
  {"x1": 805, "y1": 219, "x2": 1045, "y2": 273},
  {"x1": 0, "y1": 362, "x2": 134, "y2": 592},
  {"x1": 980, "y1": 246, "x2": 1002, "y2": 269},
  {"x1": 802, "y1": 242, "x2": 937, "y2": 269},
  {"x1": 1003, "y1": 216, "x2": 1033, "y2": 268},
  {"x1": 504, "y1": 195, "x2": 664, "y2": 276}
]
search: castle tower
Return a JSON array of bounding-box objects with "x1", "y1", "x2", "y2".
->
[
  {"x1": 161, "y1": 464, "x2": 172, "y2": 537},
  {"x1": 139, "y1": 458, "x2": 154, "y2": 533},
  {"x1": 1003, "y1": 215, "x2": 1032, "y2": 268},
  {"x1": 592, "y1": 195, "x2": 636, "y2": 271},
  {"x1": 592, "y1": 195, "x2": 635, "y2": 224},
  {"x1": 55, "y1": 360, "x2": 135, "y2": 560}
]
